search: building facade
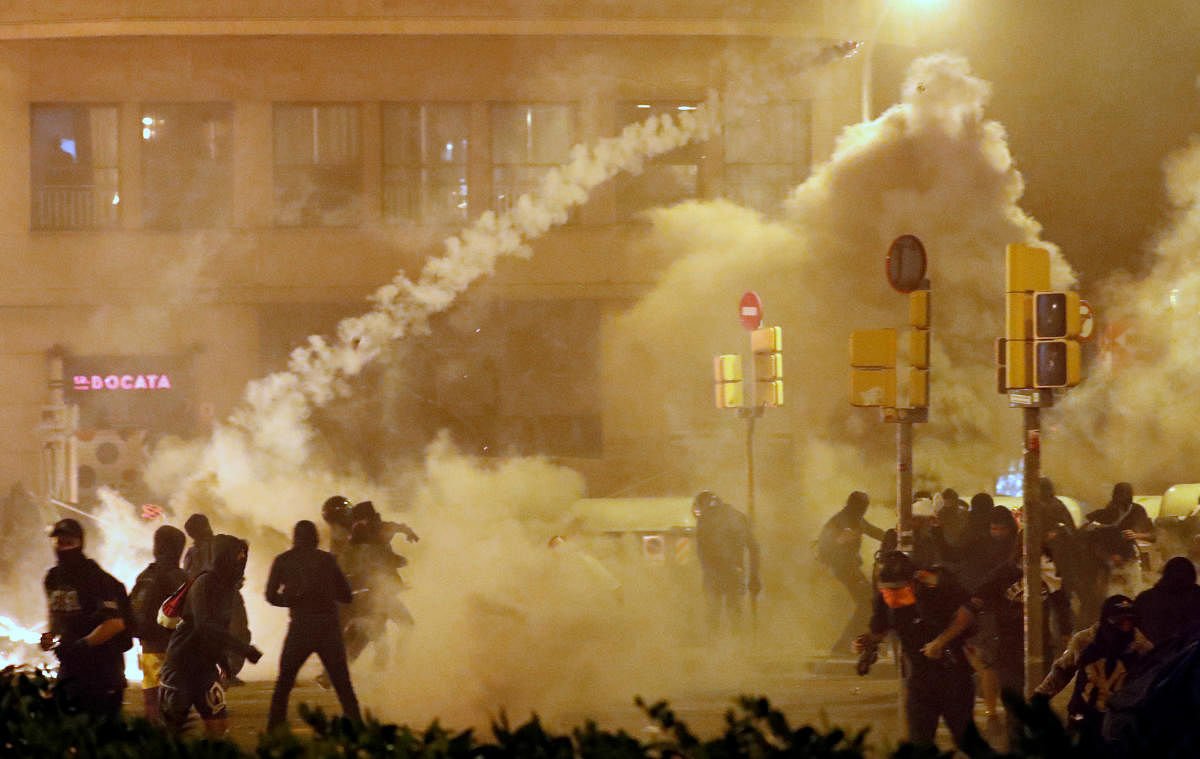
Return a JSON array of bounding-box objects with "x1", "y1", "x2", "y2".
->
[{"x1": 0, "y1": 2, "x2": 870, "y2": 506}]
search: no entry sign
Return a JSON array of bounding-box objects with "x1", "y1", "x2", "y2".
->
[{"x1": 740, "y1": 291, "x2": 763, "y2": 331}]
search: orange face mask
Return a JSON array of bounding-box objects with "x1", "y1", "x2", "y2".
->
[{"x1": 881, "y1": 585, "x2": 917, "y2": 609}]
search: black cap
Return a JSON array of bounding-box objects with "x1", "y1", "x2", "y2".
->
[
  {"x1": 1101, "y1": 594, "x2": 1136, "y2": 623},
  {"x1": 49, "y1": 518, "x2": 84, "y2": 540},
  {"x1": 877, "y1": 551, "x2": 916, "y2": 588}
]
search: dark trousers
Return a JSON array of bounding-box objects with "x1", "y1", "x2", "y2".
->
[
  {"x1": 905, "y1": 663, "x2": 976, "y2": 747},
  {"x1": 159, "y1": 659, "x2": 225, "y2": 731},
  {"x1": 57, "y1": 661, "x2": 124, "y2": 720},
  {"x1": 831, "y1": 563, "x2": 873, "y2": 653},
  {"x1": 268, "y1": 614, "x2": 361, "y2": 729}
]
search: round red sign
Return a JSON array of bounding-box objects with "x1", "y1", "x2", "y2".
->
[{"x1": 739, "y1": 292, "x2": 763, "y2": 331}]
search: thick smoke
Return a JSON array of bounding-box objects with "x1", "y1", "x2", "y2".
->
[
  {"x1": 134, "y1": 50, "x2": 1093, "y2": 730},
  {"x1": 1047, "y1": 103, "x2": 1200, "y2": 496}
]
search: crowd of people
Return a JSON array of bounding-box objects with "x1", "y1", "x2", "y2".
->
[
  {"x1": 37, "y1": 495, "x2": 419, "y2": 736},
  {"x1": 817, "y1": 480, "x2": 1200, "y2": 754}
]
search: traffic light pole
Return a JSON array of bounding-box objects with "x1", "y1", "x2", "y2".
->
[
  {"x1": 897, "y1": 418, "x2": 913, "y2": 554},
  {"x1": 1022, "y1": 405, "x2": 1045, "y2": 697},
  {"x1": 738, "y1": 405, "x2": 763, "y2": 634}
]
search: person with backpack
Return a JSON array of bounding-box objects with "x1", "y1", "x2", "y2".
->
[
  {"x1": 38, "y1": 517, "x2": 133, "y2": 719},
  {"x1": 183, "y1": 512, "x2": 252, "y2": 687},
  {"x1": 128, "y1": 524, "x2": 187, "y2": 723},
  {"x1": 265, "y1": 520, "x2": 362, "y2": 730},
  {"x1": 158, "y1": 533, "x2": 263, "y2": 737}
]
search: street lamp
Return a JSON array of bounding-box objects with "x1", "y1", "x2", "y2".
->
[{"x1": 859, "y1": 0, "x2": 946, "y2": 122}]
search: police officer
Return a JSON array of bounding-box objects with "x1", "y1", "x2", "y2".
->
[
  {"x1": 854, "y1": 551, "x2": 977, "y2": 748},
  {"x1": 265, "y1": 520, "x2": 362, "y2": 730},
  {"x1": 39, "y1": 517, "x2": 131, "y2": 719},
  {"x1": 321, "y1": 495, "x2": 353, "y2": 559}
]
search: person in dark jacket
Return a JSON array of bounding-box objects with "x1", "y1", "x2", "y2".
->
[
  {"x1": 1036, "y1": 594, "x2": 1153, "y2": 755},
  {"x1": 183, "y1": 512, "x2": 252, "y2": 686},
  {"x1": 854, "y1": 551, "x2": 977, "y2": 748},
  {"x1": 1081, "y1": 483, "x2": 1155, "y2": 622},
  {"x1": 818, "y1": 490, "x2": 885, "y2": 654},
  {"x1": 693, "y1": 490, "x2": 761, "y2": 636},
  {"x1": 265, "y1": 520, "x2": 362, "y2": 730},
  {"x1": 159, "y1": 533, "x2": 263, "y2": 736},
  {"x1": 128, "y1": 524, "x2": 187, "y2": 722},
  {"x1": 1133, "y1": 556, "x2": 1200, "y2": 645},
  {"x1": 321, "y1": 495, "x2": 354, "y2": 559},
  {"x1": 38, "y1": 518, "x2": 131, "y2": 719}
]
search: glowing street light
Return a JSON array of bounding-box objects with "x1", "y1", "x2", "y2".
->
[{"x1": 859, "y1": 0, "x2": 947, "y2": 122}]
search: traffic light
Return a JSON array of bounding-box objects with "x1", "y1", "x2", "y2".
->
[
  {"x1": 1033, "y1": 291, "x2": 1081, "y2": 387},
  {"x1": 751, "y1": 326, "x2": 783, "y2": 407},
  {"x1": 849, "y1": 328, "x2": 897, "y2": 407},
  {"x1": 908, "y1": 288, "x2": 930, "y2": 406},
  {"x1": 713, "y1": 354, "x2": 744, "y2": 409},
  {"x1": 1002, "y1": 244, "x2": 1050, "y2": 390}
]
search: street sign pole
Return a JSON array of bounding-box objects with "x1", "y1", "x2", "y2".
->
[{"x1": 1022, "y1": 404, "x2": 1045, "y2": 696}]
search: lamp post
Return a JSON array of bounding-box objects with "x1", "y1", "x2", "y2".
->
[{"x1": 859, "y1": 0, "x2": 944, "y2": 122}]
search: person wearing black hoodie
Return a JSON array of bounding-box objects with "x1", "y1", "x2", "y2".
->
[
  {"x1": 265, "y1": 520, "x2": 362, "y2": 730},
  {"x1": 128, "y1": 524, "x2": 187, "y2": 722},
  {"x1": 818, "y1": 491, "x2": 885, "y2": 655},
  {"x1": 1133, "y1": 556, "x2": 1200, "y2": 645},
  {"x1": 158, "y1": 533, "x2": 263, "y2": 736},
  {"x1": 39, "y1": 518, "x2": 131, "y2": 719},
  {"x1": 184, "y1": 512, "x2": 252, "y2": 686}
]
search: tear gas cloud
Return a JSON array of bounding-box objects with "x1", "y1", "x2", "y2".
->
[
  {"x1": 12, "y1": 44, "x2": 1173, "y2": 731},
  {"x1": 1048, "y1": 108, "x2": 1200, "y2": 495}
]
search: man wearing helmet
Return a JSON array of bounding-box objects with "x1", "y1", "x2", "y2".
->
[
  {"x1": 321, "y1": 495, "x2": 353, "y2": 559},
  {"x1": 853, "y1": 550, "x2": 977, "y2": 748},
  {"x1": 692, "y1": 491, "x2": 760, "y2": 636},
  {"x1": 1035, "y1": 594, "x2": 1152, "y2": 753}
]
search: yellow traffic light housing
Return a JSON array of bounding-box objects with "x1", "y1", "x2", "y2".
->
[
  {"x1": 1034, "y1": 291, "x2": 1081, "y2": 339},
  {"x1": 849, "y1": 329, "x2": 897, "y2": 368},
  {"x1": 1035, "y1": 340, "x2": 1081, "y2": 388},
  {"x1": 713, "y1": 354, "x2": 744, "y2": 409},
  {"x1": 909, "y1": 368, "x2": 929, "y2": 408},
  {"x1": 1005, "y1": 243, "x2": 1051, "y2": 293},
  {"x1": 751, "y1": 326, "x2": 783, "y2": 407},
  {"x1": 850, "y1": 368, "x2": 896, "y2": 408}
]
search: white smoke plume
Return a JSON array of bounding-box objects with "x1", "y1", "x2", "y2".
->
[{"x1": 1047, "y1": 98, "x2": 1200, "y2": 496}]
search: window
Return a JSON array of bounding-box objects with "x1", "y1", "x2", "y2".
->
[
  {"x1": 31, "y1": 104, "x2": 119, "y2": 230},
  {"x1": 723, "y1": 101, "x2": 812, "y2": 215},
  {"x1": 141, "y1": 103, "x2": 233, "y2": 229},
  {"x1": 382, "y1": 103, "x2": 469, "y2": 224},
  {"x1": 616, "y1": 101, "x2": 704, "y2": 220},
  {"x1": 490, "y1": 104, "x2": 574, "y2": 215},
  {"x1": 274, "y1": 104, "x2": 362, "y2": 226}
]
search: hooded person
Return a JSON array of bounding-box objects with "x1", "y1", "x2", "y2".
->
[
  {"x1": 39, "y1": 518, "x2": 132, "y2": 719},
  {"x1": 854, "y1": 550, "x2": 977, "y2": 748},
  {"x1": 340, "y1": 512, "x2": 416, "y2": 668},
  {"x1": 158, "y1": 534, "x2": 263, "y2": 737},
  {"x1": 1133, "y1": 556, "x2": 1200, "y2": 645},
  {"x1": 128, "y1": 524, "x2": 187, "y2": 722},
  {"x1": 182, "y1": 513, "x2": 215, "y2": 579},
  {"x1": 1082, "y1": 483, "x2": 1155, "y2": 620},
  {"x1": 1036, "y1": 594, "x2": 1153, "y2": 753},
  {"x1": 693, "y1": 490, "x2": 761, "y2": 637},
  {"x1": 817, "y1": 491, "x2": 885, "y2": 654},
  {"x1": 265, "y1": 520, "x2": 361, "y2": 730}
]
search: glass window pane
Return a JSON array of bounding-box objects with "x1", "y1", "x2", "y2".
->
[
  {"x1": 141, "y1": 103, "x2": 233, "y2": 229},
  {"x1": 383, "y1": 104, "x2": 469, "y2": 224},
  {"x1": 424, "y1": 105, "x2": 469, "y2": 164},
  {"x1": 31, "y1": 104, "x2": 120, "y2": 230},
  {"x1": 274, "y1": 104, "x2": 362, "y2": 226}
]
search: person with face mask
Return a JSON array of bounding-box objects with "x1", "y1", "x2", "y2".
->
[
  {"x1": 158, "y1": 533, "x2": 263, "y2": 736},
  {"x1": 853, "y1": 550, "x2": 977, "y2": 748},
  {"x1": 1035, "y1": 594, "x2": 1153, "y2": 753},
  {"x1": 265, "y1": 520, "x2": 361, "y2": 730},
  {"x1": 128, "y1": 524, "x2": 187, "y2": 723},
  {"x1": 38, "y1": 518, "x2": 132, "y2": 719}
]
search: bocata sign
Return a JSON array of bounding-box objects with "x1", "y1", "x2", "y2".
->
[{"x1": 72, "y1": 373, "x2": 174, "y2": 391}]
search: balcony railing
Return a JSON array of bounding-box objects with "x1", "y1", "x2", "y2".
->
[{"x1": 32, "y1": 185, "x2": 113, "y2": 230}]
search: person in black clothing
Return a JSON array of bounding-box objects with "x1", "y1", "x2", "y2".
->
[
  {"x1": 1036, "y1": 594, "x2": 1153, "y2": 755},
  {"x1": 692, "y1": 490, "x2": 761, "y2": 636},
  {"x1": 321, "y1": 495, "x2": 354, "y2": 559},
  {"x1": 340, "y1": 514, "x2": 416, "y2": 667},
  {"x1": 1133, "y1": 556, "x2": 1200, "y2": 645},
  {"x1": 854, "y1": 551, "x2": 977, "y2": 747},
  {"x1": 128, "y1": 524, "x2": 187, "y2": 723},
  {"x1": 818, "y1": 491, "x2": 885, "y2": 654},
  {"x1": 184, "y1": 512, "x2": 252, "y2": 685},
  {"x1": 159, "y1": 533, "x2": 263, "y2": 737},
  {"x1": 265, "y1": 520, "x2": 362, "y2": 730},
  {"x1": 1081, "y1": 483, "x2": 1155, "y2": 622},
  {"x1": 39, "y1": 518, "x2": 132, "y2": 719}
]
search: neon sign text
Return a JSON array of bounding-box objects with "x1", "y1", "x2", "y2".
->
[{"x1": 73, "y1": 374, "x2": 173, "y2": 391}]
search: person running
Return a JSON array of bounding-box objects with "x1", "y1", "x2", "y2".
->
[
  {"x1": 158, "y1": 534, "x2": 263, "y2": 737},
  {"x1": 265, "y1": 519, "x2": 362, "y2": 730},
  {"x1": 128, "y1": 524, "x2": 187, "y2": 722},
  {"x1": 818, "y1": 491, "x2": 885, "y2": 654}
]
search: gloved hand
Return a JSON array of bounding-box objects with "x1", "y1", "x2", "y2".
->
[
  {"x1": 246, "y1": 645, "x2": 263, "y2": 665},
  {"x1": 55, "y1": 638, "x2": 90, "y2": 662}
]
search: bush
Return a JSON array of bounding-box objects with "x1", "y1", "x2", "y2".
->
[{"x1": 0, "y1": 664, "x2": 1150, "y2": 759}]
